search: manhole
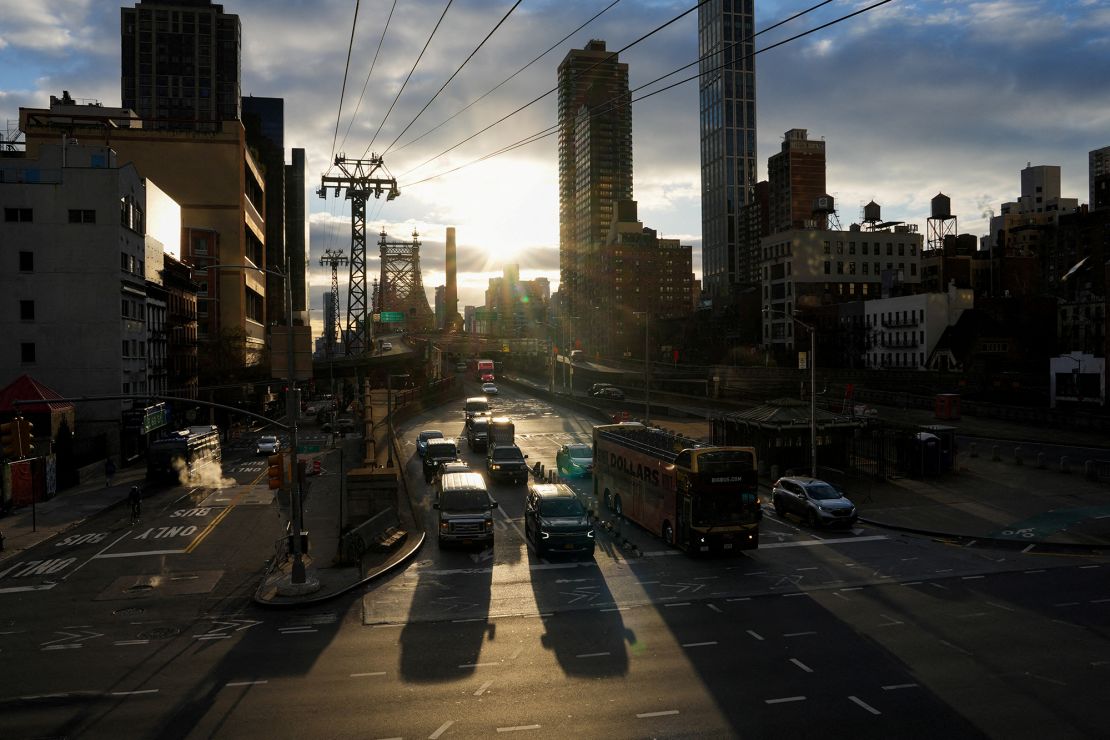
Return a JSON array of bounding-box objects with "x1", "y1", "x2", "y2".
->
[
  {"x1": 113, "y1": 606, "x2": 145, "y2": 617},
  {"x1": 139, "y1": 625, "x2": 182, "y2": 640},
  {"x1": 125, "y1": 584, "x2": 155, "y2": 593}
]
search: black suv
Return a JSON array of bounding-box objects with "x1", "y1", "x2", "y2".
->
[
  {"x1": 467, "y1": 415, "x2": 490, "y2": 451},
  {"x1": 486, "y1": 443, "x2": 529, "y2": 484},
  {"x1": 525, "y1": 483, "x2": 594, "y2": 557},
  {"x1": 423, "y1": 438, "x2": 461, "y2": 483}
]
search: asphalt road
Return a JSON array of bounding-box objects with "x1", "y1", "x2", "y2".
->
[{"x1": 1, "y1": 382, "x2": 1108, "y2": 739}]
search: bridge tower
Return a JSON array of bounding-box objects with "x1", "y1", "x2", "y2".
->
[
  {"x1": 318, "y1": 154, "x2": 399, "y2": 355},
  {"x1": 318, "y1": 248, "x2": 348, "y2": 358},
  {"x1": 378, "y1": 228, "x2": 435, "y2": 332}
]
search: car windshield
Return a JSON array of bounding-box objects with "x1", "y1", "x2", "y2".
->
[
  {"x1": 492, "y1": 447, "x2": 524, "y2": 462},
  {"x1": 420, "y1": 431, "x2": 443, "y2": 442},
  {"x1": 539, "y1": 497, "x2": 584, "y2": 517},
  {"x1": 566, "y1": 444, "x2": 591, "y2": 459},
  {"x1": 805, "y1": 482, "x2": 841, "y2": 500},
  {"x1": 441, "y1": 490, "x2": 490, "y2": 512},
  {"x1": 259, "y1": 436, "x2": 277, "y2": 444},
  {"x1": 427, "y1": 443, "x2": 457, "y2": 459},
  {"x1": 693, "y1": 490, "x2": 755, "y2": 526}
]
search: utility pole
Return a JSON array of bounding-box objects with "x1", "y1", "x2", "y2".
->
[{"x1": 319, "y1": 155, "x2": 398, "y2": 356}]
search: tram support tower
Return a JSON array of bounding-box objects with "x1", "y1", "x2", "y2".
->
[
  {"x1": 319, "y1": 249, "x2": 348, "y2": 358},
  {"x1": 319, "y1": 154, "x2": 399, "y2": 355}
]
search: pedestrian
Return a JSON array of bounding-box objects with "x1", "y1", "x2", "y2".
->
[
  {"x1": 128, "y1": 484, "x2": 142, "y2": 525},
  {"x1": 105, "y1": 457, "x2": 117, "y2": 487}
]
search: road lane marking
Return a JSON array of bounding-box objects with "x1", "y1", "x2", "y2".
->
[
  {"x1": 1055, "y1": 602, "x2": 1080, "y2": 607},
  {"x1": 429, "y1": 720, "x2": 454, "y2": 739},
  {"x1": 882, "y1": 683, "x2": 918, "y2": 690},
  {"x1": 95, "y1": 549, "x2": 187, "y2": 559},
  {"x1": 458, "y1": 662, "x2": 500, "y2": 668},
  {"x1": 576, "y1": 652, "x2": 610, "y2": 658},
  {"x1": 1091, "y1": 598, "x2": 1110, "y2": 604},
  {"x1": 765, "y1": 696, "x2": 805, "y2": 704},
  {"x1": 0, "y1": 584, "x2": 58, "y2": 594},
  {"x1": 790, "y1": 658, "x2": 814, "y2": 672},
  {"x1": 351, "y1": 672, "x2": 386, "y2": 677},
  {"x1": 1024, "y1": 569, "x2": 1046, "y2": 574},
  {"x1": 962, "y1": 575, "x2": 985, "y2": 580},
  {"x1": 111, "y1": 689, "x2": 159, "y2": 696},
  {"x1": 761, "y1": 535, "x2": 887, "y2": 549},
  {"x1": 636, "y1": 710, "x2": 679, "y2": 718},
  {"x1": 185, "y1": 503, "x2": 236, "y2": 554},
  {"x1": 62, "y1": 531, "x2": 131, "y2": 581},
  {"x1": 726, "y1": 597, "x2": 751, "y2": 602},
  {"x1": 840, "y1": 587, "x2": 863, "y2": 592},
  {"x1": 682, "y1": 641, "x2": 718, "y2": 648},
  {"x1": 849, "y1": 695, "x2": 882, "y2": 715},
  {"x1": 664, "y1": 602, "x2": 690, "y2": 607},
  {"x1": 782, "y1": 593, "x2": 807, "y2": 598},
  {"x1": 707, "y1": 604, "x2": 722, "y2": 613},
  {"x1": 114, "y1": 640, "x2": 150, "y2": 646},
  {"x1": 1080, "y1": 564, "x2": 1100, "y2": 569},
  {"x1": 496, "y1": 725, "x2": 541, "y2": 733},
  {"x1": 474, "y1": 680, "x2": 493, "y2": 696},
  {"x1": 225, "y1": 680, "x2": 267, "y2": 687},
  {"x1": 746, "y1": 630, "x2": 764, "y2": 641}
]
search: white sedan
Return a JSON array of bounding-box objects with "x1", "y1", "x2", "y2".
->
[{"x1": 481, "y1": 382, "x2": 499, "y2": 396}]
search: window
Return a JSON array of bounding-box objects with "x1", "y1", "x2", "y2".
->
[
  {"x1": 837, "y1": 262, "x2": 844, "y2": 274},
  {"x1": 898, "y1": 243, "x2": 905, "y2": 256},
  {"x1": 20, "y1": 300, "x2": 34, "y2": 320},
  {"x1": 886, "y1": 243, "x2": 893, "y2": 255},
  {"x1": 4, "y1": 208, "x2": 33, "y2": 222},
  {"x1": 910, "y1": 263, "x2": 918, "y2": 276},
  {"x1": 19, "y1": 251, "x2": 33, "y2": 272},
  {"x1": 21, "y1": 343, "x2": 36, "y2": 363},
  {"x1": 68, "y1": 209, "x2": 96, "y2": 224},
  {"x1": 848, "y1": 262, "x2": 856, "y2": 275},
  {"x1": 122, "y1": 299, "x2": 130, "y2": 318},
  {"x1": 862, "y1": 262, "x2": 869, "y2": 275},
  {"x1": 823, "y1": 240, "x2": 830, "y2": 255},
  {"x1": 123, "y1": 340, "x2": 129, "y2": 357},
  {"x1": 849, "y1": 242, "x2": 856, "y2": 255},
  {"x1": 824, "y1": 261, "x2": 831, "y2": 275},
  {"x1": 836, "y1": 242, "x2": 844, "y2": 255}
]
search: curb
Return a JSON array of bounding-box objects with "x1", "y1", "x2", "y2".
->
[{"x1": 858, "y1": 516, "x2": 1110, "y2": 553}]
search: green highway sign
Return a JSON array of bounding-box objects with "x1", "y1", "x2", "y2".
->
[
  {"x1": 379, "y1": 311, "x2": 404, "y2": 322},
  {"x1": 298, "y1": 445, "x2": 321, "y2": 454}
]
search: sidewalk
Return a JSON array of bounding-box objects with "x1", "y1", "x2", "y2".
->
[{"x1": 0, "y1": 464, "x2": 147, "y2": 564}]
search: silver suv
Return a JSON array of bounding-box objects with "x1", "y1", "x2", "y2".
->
[
  {"x1": 435, "y1": 472, "x2": 498, "y2": 547},
  {"x1": 771, "y1": 476, "x2": 857, "y2": 529}
]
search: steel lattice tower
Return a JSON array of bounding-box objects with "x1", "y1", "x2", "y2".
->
[
  {"x1": 319, "y1": 154, "x2": 399, "y2": 355},
  {"x1": 319, "y1": 248, "x2": 348, "y2": 358},
  {"x1": 378, "y1": 228, "x2": 435, "y2": 331}
]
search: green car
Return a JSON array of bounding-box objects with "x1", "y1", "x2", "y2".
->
[{"x1": 556, "y1": 443, "x2": 593, "y2": 477}]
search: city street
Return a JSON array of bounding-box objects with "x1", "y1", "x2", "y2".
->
[{"x1": 1, "y1": 382, "x2": 1108, "y2": 738}]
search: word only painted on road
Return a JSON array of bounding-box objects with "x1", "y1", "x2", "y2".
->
[
  {"x1": 0, "y1": 557, "x2": 77, "y2": 579},
  {"x1": 136, "y1": 525, "x2": 198, "y2": 540}
]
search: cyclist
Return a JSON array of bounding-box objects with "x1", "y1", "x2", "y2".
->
[{"x1": 128, "y1": 485, "x2": 143, "y2": 524}]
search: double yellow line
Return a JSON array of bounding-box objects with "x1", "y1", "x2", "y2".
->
[{"x1": 184, "y1": 471, "x2": 263, "y2": 553}]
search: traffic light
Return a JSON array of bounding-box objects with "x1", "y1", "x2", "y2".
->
[
  {"x1": 1, "y1": 421, "x2": 17, "y2": 459},
  {"x1": 16, "y1": 418, "x2": 33, "y2": 457},
  {"x1": 267, "y1": 452, "x2": 285, "y2": 490}
]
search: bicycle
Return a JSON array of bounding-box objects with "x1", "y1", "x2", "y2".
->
[{"x1": 130, "y1": 499, "x2": 142, "y2": 526}]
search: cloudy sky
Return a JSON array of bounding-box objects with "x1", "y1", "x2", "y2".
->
[{"x1": 2, "y1": 0, "x2": 1109, "y2": 338}]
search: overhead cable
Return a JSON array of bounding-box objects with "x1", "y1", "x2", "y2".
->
[
  {"x1": 337, "y1": 0, "x2": 399, "y2": 158},
  {"x1": 328, "y1": 0, "x2": 362, "y2": 170}
]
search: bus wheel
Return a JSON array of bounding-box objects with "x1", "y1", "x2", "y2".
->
[{"x1": 662, "y1": 521, "x2": 674, "y2": 545}]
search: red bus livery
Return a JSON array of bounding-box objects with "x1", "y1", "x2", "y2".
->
[{"x1": 593, "y1": 423, "x2": 760, "y2": 553}]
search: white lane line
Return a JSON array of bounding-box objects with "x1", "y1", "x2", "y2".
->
[
  {"x1": 62, "y1": 531, "x2": 131, "y2": 581},
  {"x1": 474, "y1": 680, "x2": 493, "y2": 696},
  {"x1": 110, "y1": 689, "x2": 159, "y2": 696},
  {"x1": 939, "y1": 640, "x2": 972, "y2": 656},
  {"x1": 350, "y1": 672, "x2": 386, "y2": 677},
  {"x1": 1025, "y1": 569, "x2": 1046, "y2": 574},
  {"x1": 727, "y1": 597, "x2": 751, "y2": 602},
  {"x1": 796, "y1": 567, "x2": 818, "y2": 571},
  {"x1": 225, "y1": 680, "x2": 267, "y2": 687},
  {"x1": 882, "y1": 683, "x2": 919, "y2": 691},
  {"x1": 371, "y1": 623, "x2": 404, "y2": 629},
  {"x1": 0, "y1": 584, "x2": 58, "y2": 594},
  {"x1": 742, "y1": 571, "x2": 768, "y2": 576},
  {"x1": 1091, "y1": 598, "x2": 1110, "y2": 604},
  {"x1": 840, "y1": 587, "x2": 863, "y2": 592},
  {"x1": 960, "y1": 612, "x2": 988, "y2": 619},
  {"x1": 636, "y1": 710, "x2": 679, "y2": 718},
  {"x1": 114, "y1": 640, "x2": 150, "y2": 646},
  {"x1": 21, "y1": 693, "x2": 72, "y2": 700},
  {"x1": 278, "y1": 628, "x2": 317, "y2": 634},
  {"x1": 1080, "y1": 565, "x2": 1100, "y2": 569},
  {"x1": 746, "y1": 630, "x2": 764, "y2": 641},
  {"x1": 429, "y1": 720, "x2": 454, "y2": 739},
  {"x1": 784, "y1": 631, "x2": 817, "y2": 638},
  {"x1": 790, "y1": 658, "x2": 814, "y2": 673},
  {"x1": 849, "y1": 695, "x2": 882, "y2": 715},
  {"x1": 935, "y1": 569, "x2": 952, "y2": 573},
  {"x1": 707, "y1": 603, "x2": 722, "y2": 613},
  {"x1": 576, "y1": 652, "x2": 610, "y2": 658},
  {"x1": 930, "y1": 583, "x2": 948, "y2": 590},
  {"x1": 458, "y1": 662, "x2": 500, "y2": 668},
  {"x1": 452, "y1": 618, "x2": 486, "y2": 623},
  {"x1": 962, "y1": 575, "x2": 985, "y2": 580},
  {"x1": 782, "y1": 593, "x2": 807, "y2": 598},
  {"x1": 1055, "y1": 602, "x2": 1080, "y2": 607},
  {"x1": 665, "y1": 602, "x2": 691, "y2": 608},
  {"x1": 986, "y1": 601, "x2": 1016, "y2": 612},
  {"x1": 682, "y1": 641, "x2": 718, "y2": 648},
  {"x1": 765, "y1": 696, "x2": 806, "y2": 704},
  {"x1": 94, "y1": 549, "x2": 188, "y2": 559},
  {"x1": 496, "y1": 725, "x2": 541, "y2": 733},
  {"x1": 901, "y1": 581, "x2": 922, "y2": 586},
  {"x1": 193, "y1": 634, "x2": 230, "y2": 641},
  {"x1": 1022, "y1": 544, "x2": 1035, "y2": 553},
  {"x1": 509, "y1": 647, "x2": 523, "y2": 660},
  {"x1": 42, "y1": 645, "x2": 83, "y2": 651}
]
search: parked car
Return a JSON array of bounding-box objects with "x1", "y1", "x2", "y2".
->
[
  {"x1": 416, "y1": 429, "x2": 444, "y2": 458},
  {"x1": 525, "y1": 483, "x2": 594, "y2": 557},
  {"x1": 481, "y1": 382, "x2": 499, "y2": 396},
  {"x1": 772, "y1": 476, "x2": 857, "y2": 528},
  {"x1": 595, "y1": 387, "x2": 625, "y2": 400},
  {"x1": 256, "y1": 435, "x2": 281, "y2": 455},
  {"x1": 556, "y1": 443, "x2": 593, "y2": 477},
  {"x1": 486, "y1": 443, "x2": 529, "y2": 484},
  {"x1": 382, "y1": 341, "x2": 393, "y2": 351}
]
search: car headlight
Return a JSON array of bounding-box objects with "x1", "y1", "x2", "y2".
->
[
  {"x1": 490, "y1": 464, "x2": 500, "y2": 470},
  {"x1": 485, "y1": 520, "x2": 493, "y2": 531}
]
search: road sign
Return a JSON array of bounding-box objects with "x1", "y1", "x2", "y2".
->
[{"x1": 379, "y1": 311, "x2": 404, "y2": 322}]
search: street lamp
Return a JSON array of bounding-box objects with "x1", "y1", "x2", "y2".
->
[
  {"x1": 200, "y1": 262, "x2": 307, "y2": 585},
  {"x1": 765, "y1": 307, "x2": 817, "y2": 478},
  {"x1": 386, "y1": 373, "x2": 409, "y2": 467},
  {"x1": 632, "y1": 311, "x2": 651, "y2": 425}
]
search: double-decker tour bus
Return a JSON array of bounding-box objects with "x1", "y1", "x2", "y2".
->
[
  {"x1": 147, "y1": 425, "x2": 222, "y2": 483},
  {"x1": 593, "y1": 422, "x2": 760, "y2": 553}
]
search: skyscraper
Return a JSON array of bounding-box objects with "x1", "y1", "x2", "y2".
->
[
  {"x1": 121, "y1": 0, "x2": 242, "y2": 128},
  {"x1": 1090, "y1": 145, "x2": 1110, "y2": 211},
  {"x1": 557, "y1": 40, "x2": 632, "y2": 348},
  {"x1": 698, "y1": 0, "x2": 757, "y2": 298}
]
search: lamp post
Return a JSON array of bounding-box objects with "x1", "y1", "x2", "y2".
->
[
  {"x1": 765, "y1": 308, "x2": 817, "y2": 478},
  {"x1": 633, "y1": 311, "x2": 651, "y2": 425},
  {"x1": 386, "y1": 373, "x2": 409, "y2": 467},
  {"x1": 201, "y1": 262, "x2": 306, "y2": 584}
]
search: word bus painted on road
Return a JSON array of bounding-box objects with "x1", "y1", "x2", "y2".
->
[
  {"x1": 147, "y1": 425, "x2": 222, "y2": 483},
  {"x1": 593, "y1": 423, "x2": 760, "y2": 553}
]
